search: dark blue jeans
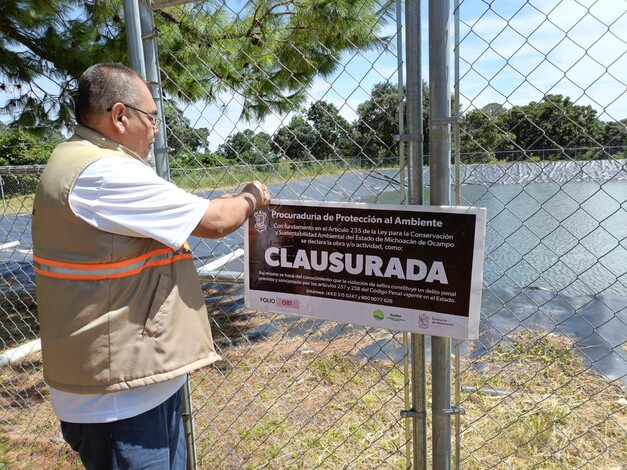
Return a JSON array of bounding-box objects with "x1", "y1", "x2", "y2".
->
[{"x1": 60, "y1": 387, "x2": 186, "y2": 470}]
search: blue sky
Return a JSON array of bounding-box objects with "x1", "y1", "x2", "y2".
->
[
  {"x1": 1, "y1": 0, "x2": 624, "y2": 148},
  {"x1": 193, "y1": 0, "x2": 626, "y2": 150},
  {"x1": 458, "y1": 0, "x2": 626, "y2": 121}
]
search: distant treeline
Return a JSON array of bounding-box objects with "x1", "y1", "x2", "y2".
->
[
  {"x1": 1, "y1": 82, "x2": 625, "y2": 172},
  {"x1": 172, "y1": 83, "x2": 627, "y2": 169}
]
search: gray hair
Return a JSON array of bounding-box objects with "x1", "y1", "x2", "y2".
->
[{"x1": 76, "y1": 63, "x2": 145, "y2": 126}]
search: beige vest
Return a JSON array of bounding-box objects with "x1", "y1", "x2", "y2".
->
[{"x1": 32, "y1": 126, "x2": 220, "y2": 394}]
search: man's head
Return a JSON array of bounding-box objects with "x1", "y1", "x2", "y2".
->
[{"x1": 76, "y1": 63, "x2": 159, "y2": 161}]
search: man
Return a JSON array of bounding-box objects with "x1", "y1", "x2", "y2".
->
[{"x1": 31, "y1": 63, "x2": 271, "y2": 469}]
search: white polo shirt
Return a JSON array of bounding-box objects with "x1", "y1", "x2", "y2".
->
[{"x1": 48, "y1": 156, "x2": 210, "y2": 423}]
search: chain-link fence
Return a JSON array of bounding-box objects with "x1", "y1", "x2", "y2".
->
[{"x1": 1, "y1": 0, "x2": 626, "y2": 468}]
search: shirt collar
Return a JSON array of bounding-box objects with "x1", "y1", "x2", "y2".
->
[{"x1": 73, "y1": 124, "x2": 147, "y2": 165}]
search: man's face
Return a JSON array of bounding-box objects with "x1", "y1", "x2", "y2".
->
[{"x1": 125, "y1": 78, "x2": 160, "y2": 161}]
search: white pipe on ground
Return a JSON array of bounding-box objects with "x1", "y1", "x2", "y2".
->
[
  {"x1": 196, "y1": 248, "x2": 245, "y2": 280},
  {"x1": 0, "y1": 338, "x2": 41, "y2": 367}
]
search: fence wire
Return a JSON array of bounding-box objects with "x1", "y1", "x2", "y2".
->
[{"x1": 1, "y1": 0, "x2": 626, "y2": 469}]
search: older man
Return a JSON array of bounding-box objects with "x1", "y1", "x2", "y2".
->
[{"x1": 32, "y1": 63, "x2": 271, "y2": 469}]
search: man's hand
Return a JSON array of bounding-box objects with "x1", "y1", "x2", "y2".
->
[
  {"x1": 242, "y1": 181, "x2": 272, "y2": 212},
  {"x1": 192, "y1": 181, "x2": 272, "y2": 239}
]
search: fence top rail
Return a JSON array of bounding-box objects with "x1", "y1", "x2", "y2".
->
[{"x1": 0, "y1": 165, "x2": 46, "y2": 176}]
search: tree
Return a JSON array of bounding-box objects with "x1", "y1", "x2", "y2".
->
[
  {"x1": 161, "y1": 0, "x2": 394, "y2": 120},
  {"x1": 306, "y1": 101, "x2": 352, "y2": 161},
  {"x1": 350, "y1": 81, "x2": 431, "y2": 167},
  {"x1": 460, "y1": 103, "x2": 515, "y2": 163},
  {"x1": 353, "y1": 82, "x2": 399, "y2": 166},
  {"x1": 0, "y1": 127, "x2": 60, "y2": 166},
  {"x1": 1, "y1": 0, "x2": 394, "y2": 130},
  {"x1": 272, "y1": 115, "x2": 317, "y2": 162},
  {"x1": 0, "y1": 1, "x2": 126, "y2": 132},
  {"x1": 0, "y1": 127, "x2": 60, "y2": 195},
  {"x1": 499, "y1": 94, "x2": 604, "y2": 159},
  {"x1": 600, "y1": 119, "x2": 627, "y2": 149},
  {"x1": 271, "y1": 101, "x2": 353, "y2": 164},
  {"x1": 217, "y1": 129, "x2": 276, "y2": 165},
  {"x1": 163, "y1": 103, "x2": 210, "y2": 157}
]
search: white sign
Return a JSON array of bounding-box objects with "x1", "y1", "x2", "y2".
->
[{"x1": 245, "y1": 200, "x2": 486, "y2": 339}]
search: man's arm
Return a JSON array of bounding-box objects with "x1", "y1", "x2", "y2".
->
[{"x1": 191, "y1": 181, "x2": 271, "y2": 239}]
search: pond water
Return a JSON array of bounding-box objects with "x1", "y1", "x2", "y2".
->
[
  {"x1": 1, "y1": 165, "x2": 624, "y2": 382},
  {"x1": 367, "y1": 180, "x2": 627, "y2": 298}
]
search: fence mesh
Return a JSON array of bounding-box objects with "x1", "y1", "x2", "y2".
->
[{"x1": 1, "y1": 0, "x2": 626, "y2": 468}]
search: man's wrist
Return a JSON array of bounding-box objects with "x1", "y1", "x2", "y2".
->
[{"x1": 241, "y1": 192, "x2": 257, "y2": 217}]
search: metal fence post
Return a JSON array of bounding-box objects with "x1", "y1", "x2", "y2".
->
[
  {"x1": 404, "y1": 0, "x2": 428, "y2": 468},
  {"x1": 123, "y1": 0, "x2": 159, "y2": 171},
  {"x1": 139, "y1": 1, "x2": 171, "y2": 181},
  {"x1": 429, "y1": 0, "x2": 452, "y2": 469},
  {"x1": 452, "y1": 2, "x2": 463, "y2": 469},
  {"x1": 395, "y1": 2, "x2": 411, "y2": 465},
  {"x1": 181, "y1": 377, "x2": 197, "y2": 470},
  {"x1": 123, "y1": 0, "x2": 147, "y2": 78},
  {"x1": 1, "y1": 176, "x2": 5, "y2": 210}
]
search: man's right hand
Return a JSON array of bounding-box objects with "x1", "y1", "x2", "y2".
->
[
  {"x1": 192, "y1": 181, "x2": 272, "y2": 239},
  {"x1": 242, "y1": 181, "x2": 272, "y2": 211}
]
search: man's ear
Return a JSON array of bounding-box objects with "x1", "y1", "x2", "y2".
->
[{"x1": 109, "y1": 103, "x2": 127, "y2": 134}]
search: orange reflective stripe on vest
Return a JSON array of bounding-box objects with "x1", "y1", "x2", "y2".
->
[{"x1": 33, "y1": 246, "x2": 192, "y2": 281}]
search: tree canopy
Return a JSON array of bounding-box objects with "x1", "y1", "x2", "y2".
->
[
  {"x1": 461, "y1": 95, "x2": 625, "y2": 162},
  {"x1": 0, "y1": 0, "x2": 394, "y2": 130},
  {"x1": 0, "y1": 1, "x2": 126, "y2": 131},
  {"x1": 216, "y1": 89, "x2": 626, "y2": 168},
  {"x1": 0, "y1": 0, "x2": 623, "y2": 167}
]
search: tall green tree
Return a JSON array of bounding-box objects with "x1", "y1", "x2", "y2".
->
[
  {"x1": 0, "y1": 1, "x2": 126, "y2": 131},
  {"x1": 160, "y1": 0, "x2": 394, "y2": 120},
  {"x1": 0, "y1": 128, "x2": 57, "y2": 166},
  {"x1": 1, "y1": 0, "x2": 394, "y2": 130},
  {"x1": 600, "y1": 119, "x2": 627, "y2": 150},
  {"x1": 217, "y1": 129, "x2": 276, "y2": 165},
  {"x1": 353, "y1": 82, "x2": 399, "y2": 166},
  {"x1": 499, "y1": 94, "x2": 604, "y2": 159},
  {"x1": 306, "y1": 101, "x2": 352, "y2": 161},
  {"x1": 272, "y1": 115, "x2": 317, "y2": 162},
  {"x1": 163, "y1": 103, "x2": 210, "y2": 157},
  {"x1": 459, "y1": 103, "x2": 515, "y2": 163},
  {"x1": 0, "y1": 127, "x2": 61, "y2": 195},
  {"x1": 351, "y1": 81, "x2": 430, "y2": 166}
]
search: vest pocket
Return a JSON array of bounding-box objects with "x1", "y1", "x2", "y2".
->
[{"x1": 142, "y1": 273, "x2": 171, "y2": 337}]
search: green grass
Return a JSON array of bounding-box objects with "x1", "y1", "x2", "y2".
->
[
  {"x1": 170, "y1": 160, "x2": 353, "y2": 192},
  {"x1": 1, "y1": 160, "x2": 357, "y2": 215},
  {"x1": 1, "y1": 328, "x2": 625, "y2": 469},
  {"x1": 0, "y1": 194, "x2": 36, "y2": 215}
]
